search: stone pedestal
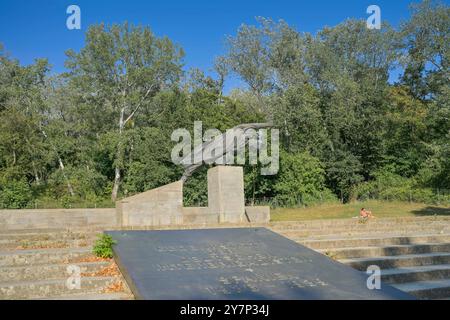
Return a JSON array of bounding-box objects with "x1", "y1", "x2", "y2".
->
[{"x1": 207, "y1": 166, "x2": 245, "y2": 223}]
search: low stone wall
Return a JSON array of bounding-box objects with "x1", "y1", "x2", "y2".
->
[
  {"x1": 182, "y1": 207, "x2": 218, "y2": 224},
  {"x1": 245, "y1": 206, "x2": 270, "y2": 223},
  {"x1": 0, "y1": 208, "x2": 117, "y2": 231},
  {"x1": 0, "y1": 205, "x2": 271, "y2": 231},
  {"x1": 0, "y1": 166, "x2": 271, "y2": 230}
]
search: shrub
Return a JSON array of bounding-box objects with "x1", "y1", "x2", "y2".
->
[
  {"x1": 93, "y1": 234, "x2": 117, "y2": 259},
  {"x1": 183, "y1": 167, "x2": 209, "y2": 207},
  {"x1": 0, "y1": 178, "x2": 32, "y2": 209},
  {"x1": 273, "y1": 152, "x2": 336, "y2": 207},
  {"x1": 353, "y1": 167, "x2": 450, "y2": 204}
]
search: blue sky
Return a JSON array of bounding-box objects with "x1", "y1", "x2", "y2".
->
[{"x1": 0, "y1": 0, "x2": 427, "y2": 92}]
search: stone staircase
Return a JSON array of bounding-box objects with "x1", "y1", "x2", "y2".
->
[
  {"x1": 0, "y1": 216, "x2": 448, "y2": 300},
  {"x1": 0, "y1": 228, "x2": 133, "y2": 300},
  {"x1": 270, "y1": 216, "x2": 450, "y2": 299}
]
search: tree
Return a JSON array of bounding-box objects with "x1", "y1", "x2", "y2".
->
[
  {"x1": 326, "y1": 149, "x2": 364, "y2": 203},
  {"x1": 382, "y1": 86, "x2": 428, "y2": 177},
  {"x1": 274, "y1": 151, "x2": 333, "y2": 207},
  {"x1": 221, "y1": 17, "x2": 279, "y2": 115},
  {"x1": 273, "y1": 84, "x2": 327, "y2": 157},
  {"x1": 0, "y1": 49, "x2": 54, "y2": 188},
  {"x1": 400, "y1": 0, "x2": 450, "y2": 100},
  {"x1": 65, "y1": 23, "x2": 184, "y2": 201}
]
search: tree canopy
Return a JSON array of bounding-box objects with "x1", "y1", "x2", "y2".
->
[{"x1": 0, "y1": 1, "x2": 449, "y2": 208}]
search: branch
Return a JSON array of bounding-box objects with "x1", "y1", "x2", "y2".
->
[{"x1": 123, "y1": 85, "x2": 155, "y2": 126}]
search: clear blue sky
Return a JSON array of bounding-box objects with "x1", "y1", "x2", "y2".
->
[{"x1": 0, "y1": 0, "x2": 427, "y2": 92}]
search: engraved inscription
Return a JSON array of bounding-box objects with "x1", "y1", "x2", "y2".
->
[{"x1": 204, "y1": 272, "x2": 329, "y2": 296}]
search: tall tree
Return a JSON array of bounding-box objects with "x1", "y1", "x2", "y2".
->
[
  {"x1": 400, "y1": 0, "x2": 450, "y2": 100},
  {"x1": 65, "y1": 23, "x2": 184, "y2": 201}
]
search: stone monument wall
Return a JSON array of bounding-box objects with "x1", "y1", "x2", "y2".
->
[
  {"x1": 0, "y1": 208, "x2": 117, "y2": 231},
  {"x1": 117, "y1": 180, "x2": 184, "y2": 227},
  {"x1": 0, "y1": 166, "x2": 270, "y2": 230},
  {"x1": 118, "y1": 166, "x2": 269, "y2": 227}
]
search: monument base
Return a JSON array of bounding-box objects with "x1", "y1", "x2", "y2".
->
[
  {"x1": 116, "y1": 166, "x2": 270, "y2": 228},
  {"x1": 107, "y1": 228, "x2": 413, "y2": 300}
]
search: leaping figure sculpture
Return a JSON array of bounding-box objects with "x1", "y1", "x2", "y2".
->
[{"x1": 180, "y1": 123, "x2": 273, "y2": 182}]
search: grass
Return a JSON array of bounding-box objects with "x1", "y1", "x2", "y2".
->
[{"x1": 270, "y1": 200, "x2": 450, "y2": 222}]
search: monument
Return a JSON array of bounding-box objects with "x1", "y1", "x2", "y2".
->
[
  {"x1": 107, "y1": 228, "x2": 413, "y2": 300},
  {"x1": 116, "y1": 166, "x2": 269, "y2": 227},
  {"x1": 110, "y1": 142, "x2": 412, "y2": 300}
]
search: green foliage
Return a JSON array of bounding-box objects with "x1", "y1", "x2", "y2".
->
[
  {"x1": 0, "y1": 2, "x2": 449, "y2": 208},
  {"x1": 353, "y1": 168, "x2": 450, "y2": 204},
  {"x1": 273, "y1": 152, "x2": 336, "y2": 207},
  {"x1": 274, "y1": 84, "x2": 327, "y2": 156},
  {"x1": 183, "y1": 168, "x2": 209, "y2": 207},
  {"x1": 326, "y1": 150, "x2": 364, "y2": 203},
  {"x1": 0, "y1": 177, "x2": 32, "y2": 209},
  {"x1": 244, "y1": 165, "x2": 276, "y2": 205},
  {"x1": 93, "y1": 234, "x2": 117, "y2": 259}
]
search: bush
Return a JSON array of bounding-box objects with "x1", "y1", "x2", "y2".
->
[
  {"x1": 46, "y1": 166, "x2": 109, "y2": 200},
  {"x1": 93, "y1": 234, "x2": 117, "y2": 259},
  {"x1": 183, "y1": 167, "x2": 208, "y2": 207},
  {"x1": 353, "y1": 168, "x2": 450, "y2": 204},
  {"x1": 273, "y1": 152, "x2": 336, "y2": 207},
  {"x1": 0, "y1": 178, "x2": 32, "y2": 209}
]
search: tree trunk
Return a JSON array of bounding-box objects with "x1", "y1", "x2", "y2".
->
[
  {"x1": 59, "y1": 157, "x2": 75, "y2": 196},
  {"x1": 32, "y1": 162, "x2": 40, "y2": 185},
  {"x1": 111, "y1": 107, "x2": 125, "y2": 202},
  {"x1": 39, "y1": 128, "x2": 74, "y2": 196},
  {"x1": 111, "y1": 167, "x2": 121, "y2": 202}
]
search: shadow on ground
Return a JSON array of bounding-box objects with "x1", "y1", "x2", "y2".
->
[{"x1": 411, "y1": 206, "x2": 450, "y2": 216}]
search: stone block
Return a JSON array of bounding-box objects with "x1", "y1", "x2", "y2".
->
[
  {"x1": 117, "y1": 180, "x2": 183, "y2": 228},
  {"x1": 245, "y1": 206, "x2": 270, "y2": 223},
  {"x1": 207, "y1": 166, "x2": 245, "y2": 223}
]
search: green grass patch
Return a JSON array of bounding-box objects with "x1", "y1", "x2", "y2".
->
[{"x1": 271, "y1": 200, "x2": 450, "y2": 222}]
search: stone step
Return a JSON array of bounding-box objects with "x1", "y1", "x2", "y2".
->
[
  {"x1": 390, "y1": 279, "x2": 450, "y2": 299},
  {"x1": 0, "y1": 247, "x2": 92, "y2": 267},
  {"x1": 269, "y1": 217, "x2": 450, "y2": 230},
  {"x1": 277, "y1": 225, "x2": 449, "y2": 238},
  {"x1": 40, "y1": 292, "x2": 134, "y2": 300},
  {"x1": 0, "y1": 261, "x2": 111, "y2": 282},
  {"x1": 0, "y1": 228, "x2": 82, "y2": 234},
  {"x1": 320, "y1": 243, "x2": 450, "y2": 259},
  {"x1": 294, "y1": 231, "x2": 450, "y2": 241},
  {"x1": 0, "y1": 238, "x2": 96, "y2": 251},
  {"x1": 299, "y1": 234, "x2": 450, "y2": 249},
  {"x1": 379, "y1": 264, "x2": 450, "y2": 284},
  {"x1": 282, "y1": 228, "x2": 450, "y2": 240},
  {"x1": 270, "y1": 223, "x2": 450, "y2": 234},
  {"x1": 0, "y1": 276, "x2": 120, "y2": 299},
  {"x1": 339, "y1": 252, "x2": 450, "y2": 270},
  {"x1": 0, "y1": 231, "x2": 100, "y2": 242}
]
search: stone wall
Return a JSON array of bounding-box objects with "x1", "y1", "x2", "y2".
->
[
  {"x1": 245, "y1": 206, "x2": 270, "y2": 223},
  {"x1": 0, "y1": 208, "x2": 117, "y2": 231},
  {"x1": 182, "y1": 207, "x2": 218, "y2": 224},
  {"x1": 117, "y1": 166, "x2": 269, "y2": 228},
  {"x1": 0, "y1": 166, "x2": 270, "y2": 230}
]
